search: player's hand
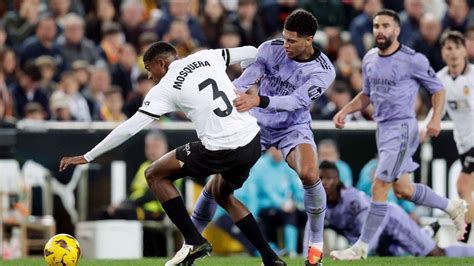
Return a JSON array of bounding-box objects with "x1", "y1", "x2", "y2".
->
[
  {"x1": 426, "y1": 119, "x2": 441, "y2": 138},
  {"x1": 333, "y1": 110, "x2": 347, "y2": 129},
  {"x1": 59, "y1": 155, "x2": 88, "y2": 172},
  {"x1": 233, "y1": 90, "x2": 259, "y2": 112}
]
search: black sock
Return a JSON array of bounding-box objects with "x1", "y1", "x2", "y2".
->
[
  {"x1": 462, "y1": 223, "x2": 471, "y2": 243},
  {"x1": 235, "y1": 214, "x2": 277, "y2": 264},
  {"x1": 162, "y1": 196, "x2": 205, "y2": 245}
]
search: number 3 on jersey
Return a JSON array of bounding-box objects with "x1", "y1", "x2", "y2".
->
[{"x1": 199, "y1": 78, "x2": 233, "y2": 117}]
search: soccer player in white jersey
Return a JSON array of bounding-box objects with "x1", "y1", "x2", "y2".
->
[
  {"x1": 432, "y1": 31, "x2": 474, "y2": 242},
  {"x1": 59, "y1": 42, "x2": 286, "y2": 266}
]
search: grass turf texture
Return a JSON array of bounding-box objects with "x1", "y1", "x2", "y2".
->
[{"x1": 3, "y1": 257, "x2": 474, "y2": 266}]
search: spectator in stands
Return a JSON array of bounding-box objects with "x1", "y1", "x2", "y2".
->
[
  {"x1": 99, "y1": 22, "x2": 124, "y2": 65},
  {"x1": 200, "y1": 0, "x2": 229, "y2": 49},
  {"x1": 334, "y1": 43, "x2": 362, "y2": 86},
  {"x1": 442, "y1": 0, "x2": 472, "y2": 33},
  {"x1": 163, "y1": 19, "x2": 197, "y2": 57},
  {"x1": 465, "y1": 26, "x2": 474, "y2": 62},
  {"x1": 83, "y1": 66, "x2": 110, "y2": 120},
  {"x1": 56, "y1": 71, "x2": 91, "y2": 121},
  {"x1": 0, "y1": 48, "x2": 18, "y2": 89},
  {"x1": 155, "y1": 0, "x2": 207, "y2": 47},
  {"x1": 218, "y1": 24, "x2": 244, "y2": 80},
  {"x1": 100, "y1": 131, "x2": 174, "y2": 221},
  {"x1": 119, "y1": 0, "x2": 146, "y2": 50},
  {"x1": 85, "y1": 0, "x2": 117, "y2": 44},
  {"x1": 0, "y1": 74, "x2": 14, "y2": 124},
  {"x1": 19, "y1": 15, "x2": 65, "y2": 74},
  {"x1": 34, "y1": 55, "x2": 57, "y2": 95},
  {"x1": 110, "y1": 43, "x2": 138, "y2": 100},
  {"x1": 410, "y1": 13, "x2": 444, "y2": 71},
  {"x1": 49, "y1": 0, "x2": 73, "y2": 29},
  {"x1": 136, "y1": 32, "x2": 159, "y2": 73},
  {"x1": 100, "y1": 87, "x2": 126, "y2": 122},
  {"x1": 229, "y1": 0, "x2": 266, "y2": 47},
  {"x1": 253, "y1": 148, "x2": 303, "y2": 257},
  {"x1": 49, "y1": 91, "x2": 73, "y2": 121},
  {"x1": 357, "y1": 157, "x2": 417, "y2": 218},
  {"x1": 0, "y1": 23, "x2": 7, "y2": 50},
  {"x1": 11, "y1": 63, "x2": 49, "y2": 119},
  {"x1": 22, "y1": 102, "x2": 47, "y2": 121},
  {"x1": 349, "y1": 0, "x2": 382, "y2": 58},
  {"x1": 124, "y1": 72, "x2": 153, "y2": 118},
  {"x1": 399, "y1": 0, "x2": 424, "y2": 45},
  {"x1": 71, "y1": 60, "x2": 90, "y2": 92},
  {"x1": 3, "y1": 0, "x2": 41, "y2": 47},
  {"x1": 318, "y1": 139, "x2": 353, "y2": 187},
  {"x1": 57, "y1": 13, "x2": 102, "y2": 67}
]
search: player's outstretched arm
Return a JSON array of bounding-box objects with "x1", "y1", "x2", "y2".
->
[
  {"x1": 333, "y1": 92, "x2": 371, "y2": 129},
  {"x1": 59, "y1": 112, "x2": 154, "y2": 172}
]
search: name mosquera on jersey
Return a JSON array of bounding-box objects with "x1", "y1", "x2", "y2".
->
[{"x1": 173, "y1": 61, "x2": 211, "y2": 90}]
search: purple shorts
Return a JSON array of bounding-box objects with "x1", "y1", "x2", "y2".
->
[
  {"x1": 259, "y1": 124, "x2": 316, "y2": 159},
  {"x1": 380, "y1": 204, "x2": 436, "y2": 256},
  {"x1": 375, "y1": 119, "x2": 419, "y2": 182}
]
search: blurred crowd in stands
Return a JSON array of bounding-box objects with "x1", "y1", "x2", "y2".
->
[{"x1": 0, "y1": 0, "x2": 473, "y2": 126}]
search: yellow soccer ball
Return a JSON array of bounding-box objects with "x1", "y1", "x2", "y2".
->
[{"x1": 44, "y1": 234, "x2": 81, "y2": 266}]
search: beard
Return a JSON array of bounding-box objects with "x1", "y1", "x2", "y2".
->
[{"x1": 375, "y1": 35, "x2": 393, "y2": 50}]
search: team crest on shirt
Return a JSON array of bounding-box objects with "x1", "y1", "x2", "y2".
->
[
  {"x1": 464, "y1": 86, "x2": 470, "y2": 95},
  {"x1": 296, "y1": 70, "x2": 303, "y2": 82}
]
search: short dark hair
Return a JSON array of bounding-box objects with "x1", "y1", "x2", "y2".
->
[
  {"x1": 284, "y1": 9, "x2": 318, "y2": 37},
  {"x1": 319, "y1": 160, "x2": 339, "y2": 174},
  {"x1": 374, "y1": 9, "x2": 400, "y2": 26},
  {"x1": 143, "y1": 41, "x2": 177, "y2": 63},
  {"x1": 440, "y1": 30, "x2": 466, "y2": 47},
  {"x1": 22, "y1": 63, "x2": 42, "y2": 82}
]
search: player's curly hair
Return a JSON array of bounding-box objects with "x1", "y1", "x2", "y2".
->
[
  {"x1": 143, "y1": 41, "x2": 177, "y2": 62},
  {"x1": 284, "y1": 9, "x2": 318, "y2": 37}
]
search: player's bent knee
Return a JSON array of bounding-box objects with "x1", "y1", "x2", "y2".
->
[
  {"x1": 298, "y1": 168, "x2": 318, "y2": 185},
  {"x1": 393, "y1": 185, "x2": 412, "y2": 200}
]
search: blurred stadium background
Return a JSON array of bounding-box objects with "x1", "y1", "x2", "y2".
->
[{"x1": 1, "y1": 0, "x2": 474, "y2": 264}]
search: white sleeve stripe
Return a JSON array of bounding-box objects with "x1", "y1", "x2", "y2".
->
[{"x1": 138, "y1": 109, "x2": 161, "y2": 119}]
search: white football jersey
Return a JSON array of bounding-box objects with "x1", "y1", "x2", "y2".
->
[
  {"x1": 139, "y1": 49, "x2": 260, "y2": 150},
  {"x1": 437, "y1": 64, "x2": 474, "y2": 154}
]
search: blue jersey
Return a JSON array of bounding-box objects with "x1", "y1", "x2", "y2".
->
[
  {"x1": 362, "y1": 45, "x2": 443, "y2": 123},
  {"x1": 234, "y1": 39, "x2": 336, "y2": 129}
]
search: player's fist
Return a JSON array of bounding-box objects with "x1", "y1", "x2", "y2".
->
[
  {"x1": 59, "y1": 155, "x2": 88, "y2": 172},
  {"x1": 333, "y1": 111, "x2": 347, "y2": 129},
  {"x1": 426, "y1": 119, "x2": 441, "y2": 138}
]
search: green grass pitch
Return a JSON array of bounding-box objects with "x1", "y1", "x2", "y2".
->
[{"x1": 3, "y1": 256, "x2": 474, "y2": 266}]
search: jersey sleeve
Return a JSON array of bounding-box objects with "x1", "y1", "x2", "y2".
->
[
  {"x1": 412, "y1": 53, "x2": 444, "y2": 94},
  {"x1": 138, "y1": 81, "x2": 178, "y2": 118},
  {"x1": 361, "y1": 56, "x2": 371, "y2": 96},
  {"x1": 232, "y1": 42, "x2": 269, "y2": 92},
  {"x1": 267, "y1": 70, "x2": 335, "y2": 112}
]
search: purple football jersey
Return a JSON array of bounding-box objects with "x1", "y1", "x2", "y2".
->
[
  {"x1": 326, "y1": 187, "x2": 436, "y2": 256},
  {"x1": 362, "y1": 45, "x2": 443, "y2": 122},
  {"x1": 233, "y1": 39, "x2": 336, "y2": 130}
]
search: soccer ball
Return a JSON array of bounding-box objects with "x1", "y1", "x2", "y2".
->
[{"x1": 44, "y1": 234, "x2": 81, "y2": 266}]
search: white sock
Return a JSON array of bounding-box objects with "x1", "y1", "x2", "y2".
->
[
  {"x1": 445, "y1": 199, "x2": 455, "y2": 214},
  {"x1": 309, "y1": 242, "x2": 323, "y2": 251},
  {"x1": 354, "y1": 239, "x2": 369, "y2": 251}
]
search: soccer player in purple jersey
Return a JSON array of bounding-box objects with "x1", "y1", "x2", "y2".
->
[
  {"x1": 319, "y1": 161, "x2": 474, "y2": 258},
  {"x1": 331, "y1": 9, "x2": 467, "y2": 260},
  {"x1": 190, "y1": 9, "x2": 335, "y2": 266}
]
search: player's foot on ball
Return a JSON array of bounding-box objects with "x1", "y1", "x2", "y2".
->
[
  {"x1": 329, "y1": 243, "x2": 367, "y2": 261},
  {"x1": 304, "y1": 246, "x2": 323, "y2": 265},
  {"x1": 165, "y1": 241, "x2": 212, "y2": 266},
  {"x1": 260, "y1": 257, "x2": 287, "y2": 266},
  {"x1": 447, "y1": 199, "x2": 468, "y2": 240}
]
